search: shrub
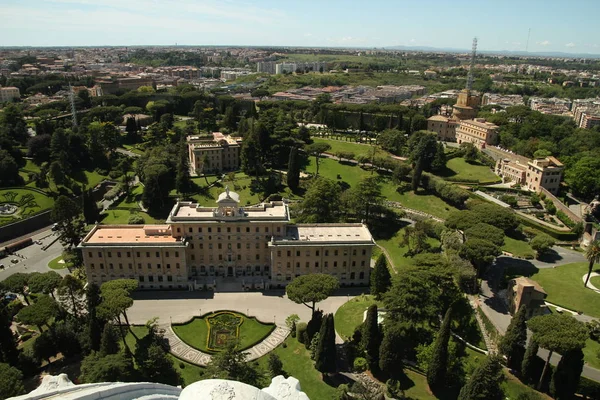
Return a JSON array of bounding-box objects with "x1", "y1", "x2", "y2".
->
[
  {"x1": 296, "y1": 322, "x2": 308, "y2": 344},
  {"x1": 353, "y1": 357, "x2": 368, "y2": 372},
  {"x1": 530, "y1": 193, "x2": 541, "y2": 205},
  {"x1": 128, "y1": 214, "x2": 145, "y2": 224},
  {"x1": 421, "y1": 173, "x2": 470, "y2": 208},
  {"x1": 500, "y1": 195, "x2": 518, "y2": 208},
  {"x1": 179, "y1": 362, "x2": 185, "y2": 369},
  {"x1": 556, "y1": 210, "x2": 576, "y2": 228},
  {"x1": 544, "y1": 198, "x2": 557, "y2": 215}
]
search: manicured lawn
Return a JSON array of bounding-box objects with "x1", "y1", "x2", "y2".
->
[
  {"x1": 437, "y1": 157, "x2": 500, "y2": 183},
  {"x1": 257, "y1": 337, "x2": 339, "y2": 400},
  {"x1": 528, "y1": 263, "x2": 600, "y2": 317},
  {"x1": 21, "y1": 159, "x2": 42, "y2": 174},
  {"x1": 305, "y1": 157, "x2": 457, "y2": 219},
  {"x1": 502, "y1": 372, "x2": 550, "y2": 400},
  {"x1": 399, "y1": 369, "x2": 436, "y2": 399},
  {"x1": 502, "y1": 236, "x2": 535, "y2": 259},
  {"x1": 121, "y1": 144, "x2": 146, "y2": 155},
  {"x1": 0, "y1": 188, "x2": 54, "y2": 226},
  {"x1": 334, "y1": 295, "x2": 383, "y2": 340},
  {"x1": 591, "y1": 275, "x2": 600, "y2": 289},
  {"x1": 172, "y1": 312, "x2": 274, "y2": 353},
  {"x1": 375, "y1": 226, "x2": 441, "y2": 272},
  {"x1": 100, "y1": 209, "x2": 163, "y2": 224},
  {"x1": 48, "y1": 255, "x2": 67, "y2": 270},
  {"x1": 313, "y1": 138, "x2": 392, "y2": 159},
  {"x1": 583, "y1": 338, "x2": 600, "y2": 370}
]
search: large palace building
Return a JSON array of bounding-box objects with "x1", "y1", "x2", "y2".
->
[{"x1": 79, "y1": 189, "x2": 375, "y2": 290}]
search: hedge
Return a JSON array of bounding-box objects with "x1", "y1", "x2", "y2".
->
[
  {"x1": 556, "y1": 210, "x2": 576, "y2": 228},
  {"x1": 518, "y1": 216, "x2": 577, "y2": 241}
]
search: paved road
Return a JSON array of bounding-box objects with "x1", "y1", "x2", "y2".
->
[
  {"x1": 480, "y1": 248, "x2": 600, "y2": 382},
  {"x1": 0, "y1": 228, "x2": 68, "y2": 282},
  {"x1": 128, "y1": 287, "x2": 365, "y2": 326}
]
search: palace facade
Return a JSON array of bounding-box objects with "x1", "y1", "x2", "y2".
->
[{"x1": 79, "y1": 189, "x2": 375, "y2": 290}]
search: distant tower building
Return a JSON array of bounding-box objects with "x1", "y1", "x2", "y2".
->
[{"x1": 451, "y1": 37, "x2": 481, "y2": 121}]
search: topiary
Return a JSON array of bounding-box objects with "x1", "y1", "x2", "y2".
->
[{"x1": 353, "y1": 357, "x2": 368, "y2": 372}]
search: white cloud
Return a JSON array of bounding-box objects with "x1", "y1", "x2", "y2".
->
[
  {"x1": 304, "y1": 33, "x2": 312, "y2": 37},
  {"x1": 410, "y1": 38, "x2": 416, "y2": 43},
  {"x1": 537, "y1": 40, "x2": 550, "y2": 46},
  {"x1": 565, "y1": 42, "x2": 576, "y2": 48}
]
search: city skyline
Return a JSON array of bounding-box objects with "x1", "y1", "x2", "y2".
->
[{"x1": 1, "y1": 0, "x2": 600, "y2": 55}]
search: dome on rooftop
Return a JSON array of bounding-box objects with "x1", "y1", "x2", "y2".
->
[{"x1": 217, "y1": 186, "x2": 240, "y2": 203}]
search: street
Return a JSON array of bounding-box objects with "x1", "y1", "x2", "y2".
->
[{"x1": 0, "y1": 228, "x2": 68, "y2": 282}]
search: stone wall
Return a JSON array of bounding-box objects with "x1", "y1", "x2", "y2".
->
[
  {"x1": 0, "y1": 210, "x2": 52, "y2": 244},
  {"x1": 540, "y1": 187, "x2": 582, "y2": 223}
]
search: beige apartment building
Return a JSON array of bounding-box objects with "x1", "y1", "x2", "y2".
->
[
  {"x1": 427, "y1": 115, "x2": 458, "y2": 141},
  {"x1": 0, "y1": 86, "x2": 20, "y2": 102},
  {"x1": 525, "y1": 156, "x2": 564, "y2": 195},
  {"x1": 426, "y1": 89, "x2": 481, "y2": 141},
  {"x1": 80, "y1": 189, "x2": 375, "y2": 290},
  {"x1": 455, "y1": 118, "x2": 499, "y2": 149},
  {"x1": 507, "y1": 277, "x2": 547, "y2": 318},
  {"x1": 188, "y1": 133, "x2": 241, "y2": 175}
]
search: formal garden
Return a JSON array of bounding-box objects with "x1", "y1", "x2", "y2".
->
[
  {"x1": 172, "y1": 311, "x2": 275, "y2": 353},
  {"x1": 0, "y1": 188, "x2": 54, "y2": 227}
]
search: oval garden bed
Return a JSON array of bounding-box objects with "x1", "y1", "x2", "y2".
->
[{"x1": 171, "y1": 311, "x2": 275, "y2": 353}]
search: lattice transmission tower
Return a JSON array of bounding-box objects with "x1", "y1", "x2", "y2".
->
[{"x1": 466, "y1": 37, "x2": 478, "y2": 91}]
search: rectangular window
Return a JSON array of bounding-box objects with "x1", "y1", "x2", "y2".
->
[
  {"x1": 191, "y1": 255, "x2": 195, "y2": 260},
  {"x1": 343, "y1": 261, "x2": 347, "y2": 267},
  {"x1": 176, "y1": 263, "x2": 180, "y2": 268},
  {"x1": 315, "y1": 262, "x2": 319, "y2": 268},
  {"x1": 90, "y1": 263, "x2": 95, "y2": 269},
  {"x1": 334, "y1": 261, "x2": 338, "y2": 267},
  {"x1": 107, "y1": 252, "x2": 112, "y2": 257},
  {"x1": 89, "y1": 252, "x2": 93, "y2": 258},
  {"x1": 334, "y1": 250, "x2": 339, "y2": 256},
  {"x1": 167, "y1": 276, "x2": 173, "y2": 282},
  {"x1": 146, "y1": 252, "x2": 150, "y2": 257},
  {"x1": 166, "y1": 264, "x2": 171, "y2": 269},
  {"x1": 256, "y1": 254, "x2": 260, "y2": 260},
  {"x1": 325, "y1": 261, "x2": 328, "y2": 268},
  {"x1": 137, "y1": 263, "x2": 141, "y2": 269},
  {"x1": 147, "y1": 263, "x2": 151, "y2": 269},
  {"x1": 127, "y1": 252, "x2": 131, "y2": 257},
  {"x1": 139, "y1": 276, "x2": 144, "y2": 282},
  {"x1": 277, "y1": 250, "x2": 281, "y2": 257},
  {"x1": 175, "y1": 251, "x2": 179, "y2": 257},
  {"x1": 217, "y1": 227, "x2": 221, "y2": 233},
  {"x1": 218, "y1": 243, "x2": 222, "y2": 249},
  {"x1": 136, "y1": 252, "x2": 140, "y2": 257},
  {"x1": 316, "y1": 250, "x2": 320, "y2": 256},
  {"x1": 246, "y1": 227, "x2": 250, "y2": 233},
  {"x1": 198, "y1": 227, "x2": 202, "y2": 233},
  {"x1": 265, "y1": 227, "x2": 269, "y2": 233},
  {"x1": 287, "y1": 262, "x2": 291, "y2": 268},
  {"x1": 227, "y1": 227, "x2": 231, "y2": 233},
  {"x1": 362, "y1": 249, "x2": 366, "y2": 256},
  {"x1": 148, "y1": 276, "x2": 154, "y2": 282},
  {"x1": 109, "y1": 263, "x2": 113, "y2": 269},
  {"x1": 219, "y1": 255, "x2": 223, "y2": 260},
  {"x1": 119, "y1": 263, "x2": 123, "y2": 269},
  {"x1": 128, "y1": 263, "x2": 133, "y2": 269},
  {"x1": 296, "y1": 262, "x2": 300, "y2": 268},
  {"x1": 296, "y1": 251, "x2": 300, "y2": 257},
  {"x1": 305, "y1": 261, "x2": 309, "y2": 268},
  {"x1": 158, "y1": 276, "x2": 163, "y2": 282},
  {"x1": 237, "y1": 227, "x2": 240, "y2": 233},
  {"x1": 188, "y1": 227, "x2": 193, "y2": 233},
  {"x1": 277, "y1": 227, "x2": 281, "y2": 233},
  {"x1": 256, "y1": 227, "x2": 260, "y2": 233},
  {"x1": 100, "y1": 263, "x2": 104, "y2": 269},
  {"x1": 325, "y1": 250, "x2": 329, "y2": 256},
  {"x1": 177, "y1": 227, "x2": 181, "y2": 233},
  {"x1": 352, "y1": 261, "x2": 356, "y2": 266},
  {"x1": 208, "y1": 227, "x2": 212, "y2": 233},
  {"x1": 155, "y1": 252, "x2": 159, "y2": 257}
]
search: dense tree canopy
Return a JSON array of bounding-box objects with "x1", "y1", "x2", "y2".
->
[{"x1": 286, "y1": 274, "x2": 339, "y2": 316}]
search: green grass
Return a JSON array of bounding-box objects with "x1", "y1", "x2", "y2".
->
[
  {"x1": 172, "y1": 312, "x2": 275, "y2": 353},
  {"x1": 436, "y1": 158, "x2": 500, "y2": 183},
  {"x1": 0, "y1": 188, "x2": 54, "y2": 226},
  {"x1": 375, "y1": 227, "x2": 441, "y2": 272},
  {"x1": 48, "y1": 255, "x2": 67, "y2": 270},
  {"x1": 502, "y1": 236, "x2": 535, "y2": 259},
  {"x1": 501, "y1": 372, "x2": 550, "y2": 400},
  {"x1": 100, "y1": 209, "x2": 163, "y2": 224},
  {"x1": 334, "y1": 295, "x2": 383, "y2": 340},
  {"x1": 312, "y1": 138, "x2": 393, "y2": 159},
  {"x1": 590, "y1": 275, "x2": 600, "y2": 289},
  {"x1": 21, "y1": 159, "x2": 42, "y2": 174},
  {"x1": 583, "y1": 338, "x2": 600, "y2": 370},
  {"x1": 121, "y1": 144, "x2": 145, "y2": 155},
  {"x1": 528, "y1": 263, "x2": 600, "y2": 317},
  {"x1": 257, "y1": 337, "x2": 339, "y2": 400},
  {"x1": 305, "y1": 157, "x2": 457, "y2": 219}
]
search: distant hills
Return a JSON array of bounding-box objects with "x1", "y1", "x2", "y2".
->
[{"x1": 384, "y1": 45, "x2": 600, "y2": 59}]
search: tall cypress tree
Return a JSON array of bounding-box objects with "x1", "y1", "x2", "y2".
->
[
  {"x1": 499, "y1": 305, "x2": 527, "y2": 370},
  {"x1": 362, "y1": 304, "x2": 380, "y2": 371},
  {"x1": 286, "y1": 146, "x2": 300, "y2": 191},
  {"x1": 378, "y1": 322, "x2": 405, "y2": 378},
  {"x1": 86, "y1": 283, "x2": 104, "y2": 352},
  {"x1": 370, "y1": 254, "x2": 391, "y2": 300},
  {"x1": 0, "y1": 308, "x2": 19, "y2": 366},
  {"x1": 99, "y1": 324, "x2": 120, "y2": 356},
  {"x1": 457, "y1": 355, "x2": 504, "y2": 400},
  {"x1": 427, "y1": 307, "x2": 452, "y2": 393},
  {"x1": 550, "y1": 349, "x2": 584, "y2": 400},
  {"x1": 521, "y1": 338, "x2": 539, "y2": 384},
  {"x1": 175, "y1": 135, "x2": 191, "y2": 196},
  {"x1": 306, "y1": 310, "x2": 323, "y2": 346},
  {"x1": 82, "y1": 188, "x2": 100, "y2": 224},
  {"x1": 315, "y1": 314, "x2": 336, "y2": 374}
]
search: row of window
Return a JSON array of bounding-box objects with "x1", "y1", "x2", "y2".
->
[
  {"x1": 278, "y1": 260, "x2": 366, "y2": 269},
  {"x1": 190, "y1": 241, "x2": 268, "y2": 250},
  {"x1": 277, "y1": 248, "x2": 367, "y2": 257},
  {"x1": 89, "y1": 262, "x2": 181, "y2": 270},
  {"x1": 190, "y1": 254, "x2": 266, "y2": 261},
  {"x1": 180, "y1": 226, "x2": 282, "y2": 234},
  {"x1": 191, "y1": 265, "x2": 269, "y2": 273},
  {"x1": 275, "y1": 271, "x2": 366, "y2": 281},
  {"x1": 89, "y1": 251, "x2": 180, "y2": 259}
]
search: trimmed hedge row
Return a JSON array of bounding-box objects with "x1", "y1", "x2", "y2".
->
[{"x1": 518, "y1": 216, "x2": 577, "y2": 241}]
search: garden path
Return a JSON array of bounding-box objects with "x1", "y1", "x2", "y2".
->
[
  {"x1": 160, "y1": 324, "x2": 291, "y2": 367},
  {"x1": 583, "y1": 272, "x2": 600, "y2": 292}
]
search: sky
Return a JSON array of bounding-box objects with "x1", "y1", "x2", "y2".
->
[{"x1": 1, "y1": 0, "x2": 599, "y2": 54}]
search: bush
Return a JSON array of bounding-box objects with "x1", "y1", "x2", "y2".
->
[
  {"x1": 530, "y1": 193, "x2": 541, "y2": 205},
  {"x1": 179, "y1": 362, "x2": 185, "y2": 369},
  {"x1": 353, "y1": 357, "x2": 368, "y2": 372},
  {"x1": 296, "y1": 322, "x2": 307, "y2": 344},
  {"x1": 556, "y1": 210, "x2": 576, "y2": 228},
  {"x1": 578, "y1": 376, "x2": 600, "y2": 399},
  {"x1": 421, "y1": 173, "x2": 470, "y2": 208},
  {"x1": 128, "y1": 214, "x2": 145, "y2": 224},
  {"x1": 500, "y1": 195, "x2": 518, "y2": 208}
]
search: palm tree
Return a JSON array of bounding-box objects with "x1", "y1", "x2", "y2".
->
[{"x1": 585, "y1": 240, "x2": 600, "y2": 288}]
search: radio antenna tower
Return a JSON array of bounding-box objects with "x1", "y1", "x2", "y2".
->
[
  {"x1": 68, "y1": 84, "x2": 78, "y2": 128},
  {"x1": 525, "y1": 28, "x2": 531, "y2": 52},
  {"x1": 466, "y1": 37, "x2": 478, "y2": 91}
]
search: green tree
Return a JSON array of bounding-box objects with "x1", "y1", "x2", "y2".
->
[
  {"x1": 460, "y1": 142, "x2": 479, "y2": 163},
  {"x1": 315, "y1": 314, "x2": 337, "y2": 374},
  {"x1": 175, "y1": 136, "x2": 192, "y2": 196},
  {"x1": 0, "y1": 363, "x2": 25, "y2": 398},
  {"x1": 584, "y1": 240, "x2": 600, "y2": 287},
  {"x1": 345, "y1": 176, "x2": 383, "y2": 224},
  {"x1": 0, "y1": 150, "x2": 22, "y2": 187},
  {"x1": 457, "y1": 355, "x2": 504, "y2": 400},
  {"x1": 305, "y1": 142, "x2": 331, "y2": 175},
  {"x1": 295, "y1": 177, "x2": 341, "y2": 223},
  {"x1": 427, "y1": 307, "x2": 452, "y2": 393},
  {"x1": 98, "y1": 279, "x2": 138, "y2": 352},
  {"x1": 459, "y1": 238, "x2": 500, "y2": 278},
  {"x1": 100, "y1": 324, "x2": 120, "y2": 356},
  {"x1": 464, "y1": 223, "x2": 504, "y2": 247},
  {"x1": 0, "y1": 308, "x2": 18, "y2": 365},
  {"x1": 48, "y1": 160, "x2": 66, "y2": 186},
  {"x1": 370, "y1": 254, "x2": 392, "y2": 300},
  {"x1": 139, "y1": 342, "x2": 181, "y2": 386},
  {"x1": 409, "y1": 131, "x2": 439, "y2": 191},
  {"x1": 378, "y1": 129, "x2": 406, "y2": 155},
  {"x1": 203, "y1": 342, "x2": 263, "y2": 387},
  {"x1": 565, "y1": 156, "x2": 600, "y2": 200},
  {"x1": 521, "y1": 339, "x2": 539, "y2": 384},
  {"x1": 499, "y1": 305, "x2": 527, "y2": 370},
  {"x1": 80, "y1": 351, "x2": 135, "y2": 383},
  {"x1": 1, "y1": 273, "x2": 31, "y2": 304},
  {"x1": 17, "y1": 295, "x2": 59, "y2": 332},
  {"x1": 57, "y1": 275, "x2": 85, "y2": 318},
  {"x1": 141, "y1": 163, "x2": 172, "y2": 212},
  {"x1": 378, "y1": 322, "x2": 405, "y2": 378},
  {"x1": 362, "y1": 305, "x2": 380, "y2": 371},
  {"x1": 286, "y1": 146, "x2": 300, "y2": 191},
  {"x1": 51, "y1": 196, "x2": 86, "y2": 248},
  {"x1": 550, "y1": 348, "x2": 584, "y2": 400},
  {"x1": 240, "y1": 128, "x2": 262, "y2": 176},
  {"x1": 531, "y1": 234, "x2": 556, "y2": 259},
  {"x1": 86, "y1": 283, "x2": 104, "y2": 352},
  {"x1": 267, "y1": 353, "x2": 285, "y2": 378},
  {"x1": 528, "y1": 313, "x2": 588, "y2": 390},
  {"x1": 27, "y1": 271, "x2": 62, "y2": 299},
  {"x1": 82, "y1": 188, "x2": 100, "y2": 224},
  {"x1": 286, "y1": 274, "x2": 339, "y2": 317}
]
